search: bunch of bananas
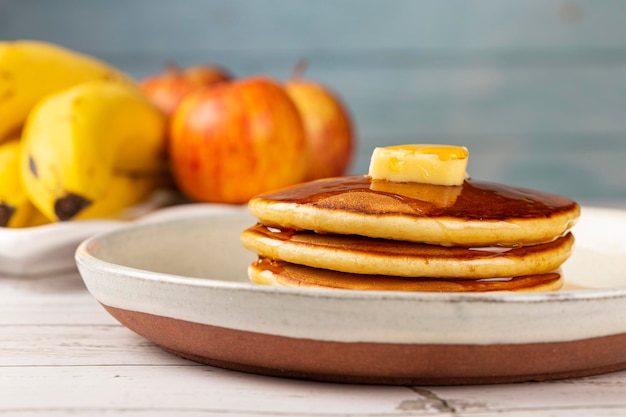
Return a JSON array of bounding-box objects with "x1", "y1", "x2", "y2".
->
[{"x1": 0, "y1": 40, "x2": 169, "y2": 227}]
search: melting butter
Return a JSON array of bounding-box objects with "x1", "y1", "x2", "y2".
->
[{"x1": 368, "y1": 144, "x2": 469, "y2": 186}]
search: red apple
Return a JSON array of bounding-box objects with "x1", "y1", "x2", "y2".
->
[
  {"x1": 284, "y1": 61, "x2": 354, "y2": 181},
  {"x1": 169, "y1": 76, "x2": 308, "y2": 204},
  {"x1": 140, "y1": 62, "x2": 232, "y2": 116}
]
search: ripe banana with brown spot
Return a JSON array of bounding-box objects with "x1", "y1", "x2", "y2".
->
[
  {"x1": 0, "y1": 40, "x2": 133, "y2": 143},
  {"x1": 21, "y1": 79, "x2": 169, "y2": 222},
  {"x1": 0, "y1": 139, "x2": 49, "y2": 227}
]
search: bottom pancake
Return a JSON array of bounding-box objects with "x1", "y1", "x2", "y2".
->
[{"x1": 249, "y1": 257, "x2": 564, "y2": 293}]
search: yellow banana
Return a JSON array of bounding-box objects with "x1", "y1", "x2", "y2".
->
[
  {"x1": 0, "y1": 139, "x2": 49, "y2": 227},
  {"x1": 72, "y1": 171, "x2": 172, "y2": 221},
  {"x1": 21, "y1": 79, "x2": 169, "y2": 222},
  {"x1": 0, "y1": 40, "x2": 133, "y2": 143}
]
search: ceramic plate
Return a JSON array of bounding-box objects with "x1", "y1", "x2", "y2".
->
[{"x1": 76, "y1": 206, "x2": 626, "y2": 385}]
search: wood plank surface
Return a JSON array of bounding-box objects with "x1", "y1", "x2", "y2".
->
[{"x1": 2, "y1": 271, "x2": 626, "y2": 416}]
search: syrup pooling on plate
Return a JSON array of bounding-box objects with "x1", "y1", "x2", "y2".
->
[{"x1": 259, "y1": 175, "x2": 579, "y2": 222}]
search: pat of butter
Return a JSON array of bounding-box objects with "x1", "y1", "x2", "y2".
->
[{"x1": 368, "y1": 144, "x2": 469, "y2": 186}]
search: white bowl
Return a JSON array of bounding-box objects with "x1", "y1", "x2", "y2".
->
[
  {"x1": 76, "y1": 206, "x2": 626, "y2": 385},
  {"x1": 0, "y1": 190, "x2": 187, "y2": 276}
]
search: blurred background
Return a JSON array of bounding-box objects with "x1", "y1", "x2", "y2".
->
[{"x1": 2, "y1": 0, "x2": 625, "y2": 206}]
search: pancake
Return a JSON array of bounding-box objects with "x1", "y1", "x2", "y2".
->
[
  {"x1": 249, "y1": 257, "x2": 564, "y2": 292},
  {"x1": 241, "y1": 224, "x2": 574, "y2": 279},
  {"x1": 248, "y1": 176, "x2": 580, "y2": 247}
]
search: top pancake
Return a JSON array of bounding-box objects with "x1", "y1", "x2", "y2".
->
[{"x1": 248, "y1": 175, "x2": 580, "y2": 247}]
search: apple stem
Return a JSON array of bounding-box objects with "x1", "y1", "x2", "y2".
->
[
  {"x1": 164, "y1": 60, "x2": 182, "y2": 75},
  {"x1": 291, "y1": 58, "x2": 308, "y2": 80}
]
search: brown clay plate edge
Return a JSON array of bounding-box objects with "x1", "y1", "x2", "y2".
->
[{"x1": 103, "y1": 304, "x2": 626, "y2": 385}]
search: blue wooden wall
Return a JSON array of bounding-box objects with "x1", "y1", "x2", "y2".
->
[{"x1": 2, "y1": 0, "x2": 625, "y2": 205}]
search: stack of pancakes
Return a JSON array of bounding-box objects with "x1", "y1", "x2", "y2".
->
[{"x1": 241, "y1": 176, "x2": 580, "y2": 292}]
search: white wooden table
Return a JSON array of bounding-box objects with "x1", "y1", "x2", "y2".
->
[{"x1": 2, "y1": 269, "x2": 626, "y2": 417}]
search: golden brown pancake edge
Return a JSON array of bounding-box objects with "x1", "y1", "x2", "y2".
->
[
  {"x1": 248, "y1": 257, "x2": 565, "y2": 293},
  {"x1": 248, "y1": 176, "x2": 580, "y2": 247},
  {"x1": 241, "y1": 225, "x2": 575, "y2": 279}
]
